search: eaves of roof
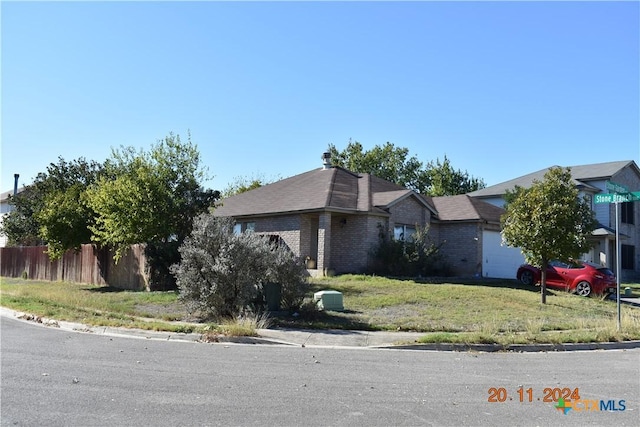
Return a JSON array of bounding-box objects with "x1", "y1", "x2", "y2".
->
[
  {"x1": 592, "y1": 223, "x2": 630, "y2": 239},
  {"x1": 374, "y1": 189, "x2": 439, "y2": 216},
  {"x1": 468, "y1": 160, "x2": 637, "y2": 198},
  {"x1": 0, "y1": 186, "x2": 26, "y2": 203}
]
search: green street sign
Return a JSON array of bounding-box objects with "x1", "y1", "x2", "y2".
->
[
  {"x1": 595, "y1": 192, "x2": 640, "y2": 204},
  {"x1": 606, "y1": 181, "x2": 629, "y2": 193}
]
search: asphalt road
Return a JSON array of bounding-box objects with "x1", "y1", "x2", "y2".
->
[{"x1": 1, "y1": 316, "x2": 639, "y2": 426}]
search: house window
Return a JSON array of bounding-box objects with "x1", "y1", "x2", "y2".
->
[
  {"x1": 621, "y1": 202, "x2": 634, "y2": 224},
  {"x1": 394, "y1": 225, "x2": 416, "y2": 242},
  {"x1": 233, "y1": 222, "x2": 256, "y2": 235},
  {"x1": 621, "y1": 244, "x2": 635, "y2": 270}
]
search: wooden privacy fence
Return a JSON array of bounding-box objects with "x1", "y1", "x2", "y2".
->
[{"x1": 0, "y1": 244, "x2": 150, "y2": 291}]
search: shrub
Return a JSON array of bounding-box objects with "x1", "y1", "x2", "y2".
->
[
  {"x1": 171, "y1": 215, "x2": 309, "y2": 319},
  {"x1": 368, "y1": 223, "x2": 445, "y2": 277}
]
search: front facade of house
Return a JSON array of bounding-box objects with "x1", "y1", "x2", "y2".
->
[
  {"x1": 213, "y1": 155, "x2": 507, "y2": 278},
  {"x1": 468, "y1": 160, "x2": 640, "y2": 282},
  {"x1": 214, "y1": 163, "x2": 436, "y2": 276},
  {"x1": 430, "y1": 195, "x2": 521, "y2": 278}
]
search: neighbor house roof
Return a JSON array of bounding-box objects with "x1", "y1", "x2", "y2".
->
[
  {"x1": 431, "y1": 194, "x2": 505, "y2": 223},
  {"x1": 468, "y1": 160, "x2": 637, "y2": 198},
  {"x1": 213, "y1": 166, "x2": 437, "y2": 218},
  {"x1": 0, "y1": 186, "x2": 26, "y2": 204}
]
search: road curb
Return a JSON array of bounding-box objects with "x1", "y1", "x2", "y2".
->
[
  {"x1": 381, "y1": 340, "x2": 640, "y2": 352},
  {"x1": 3, "y1": 306, "x2": 640, "y2": 351}
]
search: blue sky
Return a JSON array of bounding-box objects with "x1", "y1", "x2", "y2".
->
[{"x1": 2, "y1": 1, "x2": 639, "y2": 193}]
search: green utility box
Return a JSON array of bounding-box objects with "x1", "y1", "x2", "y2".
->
[{"x1": 314, "y1": 290, "x2": 344, "y2": 311}]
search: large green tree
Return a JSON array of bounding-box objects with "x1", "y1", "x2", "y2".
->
[
  {"x1": 221, "y1": 173, "x2": 278, "y2": 198},
  {"x1": 501, "y1": 167, "x2": 597, "y2": 303},
  {"x1": 1, "y1": 186, "x2": 42, "y2": 247},
  {"x1": 426, "y1": 155, "x2": 486, "y2": 196},
  {"x1": 86, "y1": 133, "x2": 218, "y2": 278},
  {"x1": 327, "y1": 141, "x2": 484, "y2": 195},
  {"x1": 2, "y1": 157, "x2": 105, "y2": 253},
  {"x1": 328, "y1": 141, "x2": 428, "y2": 192}
]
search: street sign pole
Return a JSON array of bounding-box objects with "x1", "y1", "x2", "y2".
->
[
  {"x1": 615, "y1": 201, "x2": 621, "y2": 331},
  {"x1": 596, "y1": 183, "x2": 638, "y2": 331}
]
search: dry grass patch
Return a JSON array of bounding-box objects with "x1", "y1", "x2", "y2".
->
[{"x1": 3, "y1": 275, "x2": 640, "y2": 344}]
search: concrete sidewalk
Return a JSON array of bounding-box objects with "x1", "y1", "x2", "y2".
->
[{"x1": 255, "y1": 327, "x2": 424, "y2": 348}]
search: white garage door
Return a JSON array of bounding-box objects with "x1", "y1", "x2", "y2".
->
[{"x1": 482, "y1": 230, "x2": 525, "y2": 279}]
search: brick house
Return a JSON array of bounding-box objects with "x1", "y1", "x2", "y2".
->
[
  {"x1": 468, "y1": 160, "x2": 640, "y2": 282},
  {"x1": 213, "y1": 153, "x2": 508, "y2": 278},
  {"x1": 430, "y1": 195, "x2": 513, "y2": 278}
]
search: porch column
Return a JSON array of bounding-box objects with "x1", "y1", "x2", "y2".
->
[{"x1": 317, "y1": 212, "x2": 331, "y2": 273}]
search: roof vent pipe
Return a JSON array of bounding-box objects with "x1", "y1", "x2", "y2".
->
[
  {"x1": 322, "y1": 152, "x2": 332, "y2": 170},
  {"x1": 13, "y1": 174, "x2": 19, "y2": 196}
]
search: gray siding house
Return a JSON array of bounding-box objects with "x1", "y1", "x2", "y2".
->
[
  {"x1": 0, "y1": 174, "x2": 22, "y2": 248},
  {"x1": 468, "y1": 160, "x2": 640, "y2": 282}
]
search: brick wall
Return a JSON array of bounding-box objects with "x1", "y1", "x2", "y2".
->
[
  {"x1": 253, "y1": 214, "x2": 303, "y2": 256},
  {"x1": 388, "y1": 197, "x2": 429, "y2": 230},
  {"x1": 246, "y1": 196, "x2": 445, "y2": 276},
  {"x1": 330, "y1": 214, "x2": 386, "y2": 273},
  {"x1": 435, "y1": 222, "x2": 483, "y2": 276}
]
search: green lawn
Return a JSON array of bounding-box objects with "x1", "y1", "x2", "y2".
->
[{"x1": 2, "y1": 275, "x2": 640, "y2": 345}]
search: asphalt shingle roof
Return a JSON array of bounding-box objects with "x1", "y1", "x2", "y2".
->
[
  {"x1": 213, "y1": 166, "x2": 436, "y2": 218},
  {"x1": 468, "y1": 160, "x2": 637, "y2": 198},
  {"x1": 431, "y1": 194, "x2": 505, "y2": 222}
]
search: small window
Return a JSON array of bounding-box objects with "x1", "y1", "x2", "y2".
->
[
  {"x1": 621, "y1": 244, "x2": 635, "y2": 270},
  {"x1": 233, "y1": 222, "x2": 256, "y2": 235},
  {"x1": 233, "y1": 223, "x2": 242, "y2": 235},
  {"x1": 394, "y1": 225, "x2": 416, "y2": 242},
  {"x1": 621, "y1": 202, "x2": 634, "y2": 224}
]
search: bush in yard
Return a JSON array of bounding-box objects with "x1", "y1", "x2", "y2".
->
[
  {"x1": 368, "y1": 223, "x2": 446, "y2": 277},
  {"x1": 171, "y1": 215, "x2": 308, "y2": 319},
  {"x1": 266, "y1": 237, "x2": 310, "y2": 311}
]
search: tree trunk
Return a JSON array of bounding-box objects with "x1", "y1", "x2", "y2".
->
[{"x1": 540, "y1": 260, "x2": 548, "y2": 304}]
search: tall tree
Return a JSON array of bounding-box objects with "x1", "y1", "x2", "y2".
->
[
  {"x1": 1, "y1": 157, "x2": 105, "y2": 252},
  {"x1": 1, "y1": 186, "x2": 42, "y2": 246},
  {"x1": 86, "y1": 132, "x2": 215, "y2": 256},
  {"x1": 85, "y1": 133, "x2": 218, "y2": 288},
  {"x1": 328, "y1": 141, "x2": 484, "y2": 195},
  {"x1": 501, "y1": 167, "x2": 597, "y2": 304},
  {"x1": 328, "y1": 141, "x2": 428, "y2": 192},
  {"x1": 221, "y1": 173, "x2": 278, "y2": 198},
  {"x1": 426, "y1": 155, "x2": 485, "y2": 196}
]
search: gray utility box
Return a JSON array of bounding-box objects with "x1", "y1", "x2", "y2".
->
[{"x1": 313, "y1": 290, "x2": 344, "y2": 311}]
